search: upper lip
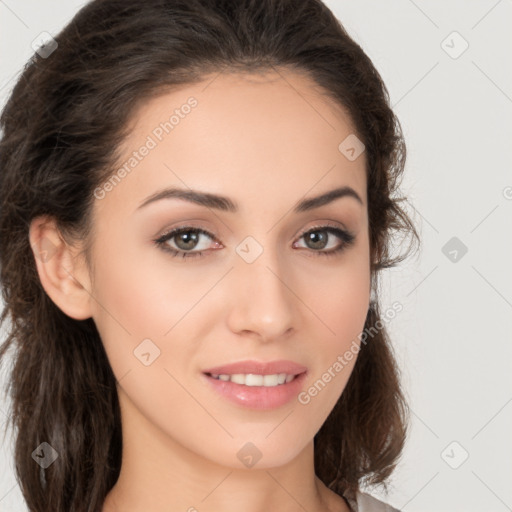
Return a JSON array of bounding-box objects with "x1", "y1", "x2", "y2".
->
[{"x1": 203, "y1": 359, "x2": 308, "y2": 376}]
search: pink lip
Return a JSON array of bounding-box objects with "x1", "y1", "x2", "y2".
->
[
  {"x1": 201, "y1": 359, "x2": 308, "y2": 410},
  {"x1": 202, "y1": 359, "x2": 308, "y2": 376}
]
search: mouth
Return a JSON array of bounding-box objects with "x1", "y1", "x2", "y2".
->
[
  {"x1": 204, "y1": 372, "x2": 301, "y2": 387},
  {"x1": 201, "y1": 360, "x2": 308, "y2": 410}
]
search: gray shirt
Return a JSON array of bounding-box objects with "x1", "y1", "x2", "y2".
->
[{"x1": 343, "y1": 491, "x2": 401, "y2": 512}]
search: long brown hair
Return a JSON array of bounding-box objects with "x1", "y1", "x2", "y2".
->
[{"x1": 0, "y1": 0, "x2": 419, "y2": 510}]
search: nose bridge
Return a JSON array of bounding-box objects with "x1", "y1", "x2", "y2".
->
[{"x1": 227, "y1": 234, "x2": 296, "y2": 339}]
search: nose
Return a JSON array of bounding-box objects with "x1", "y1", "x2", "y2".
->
[{"x1": 225, "y1": 247, "x2": 296, "y2": 343}]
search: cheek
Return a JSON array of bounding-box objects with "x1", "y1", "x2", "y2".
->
[
  {"x1": 299, "y1": 243, "x2": 370, "y2": 407},
  {"x1": 88, "y1": 242, "x2": 205, "y2": 446},
  {"x1": 87, "y1": 235, "x2": 176, "y2": 373},
  {"x1": 312, "y1": 268, "x2": 369, "y2": 334},
  {"x1": 306, "y1": 242, "x2": 371, "y2": 344},
  {"x1": 90, "y1": 232, "x2": 199, "y2": 335},
  {"x1": 88, "y1": 233, "x2": 222, "y2": 388}
]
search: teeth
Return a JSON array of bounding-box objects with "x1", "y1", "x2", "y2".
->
[{"x1": 209, "y1": 372, "x2": 296, "y2": 387}]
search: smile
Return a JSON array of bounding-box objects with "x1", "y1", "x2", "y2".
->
[{"x1": 206, "y1": 372, "x2": 297, "y2": 387}]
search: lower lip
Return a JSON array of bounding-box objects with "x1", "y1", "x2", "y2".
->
[{"x1": 202, "y1": 372, "x2": 307, "y2": 410}]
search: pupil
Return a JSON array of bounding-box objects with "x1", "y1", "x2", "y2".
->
[
  {"x1": 177, "y1": 231, "x2": 198, "y2": 250},
  {"x1": 307, "y1": 231, "x2": 327, "y2": 249}
]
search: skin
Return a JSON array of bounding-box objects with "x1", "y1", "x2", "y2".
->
[{"x1": 30, "y1": 68, "x2": 370, "y2": 512}]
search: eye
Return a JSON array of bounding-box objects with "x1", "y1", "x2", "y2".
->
[
  {"x1": 153, "y1": 224, "x2": 355, "y2": 260},
  {"x1": 154, "y1": 227, "x2": 219, "y2": 259},
  {"x1": 293, "y1": 225, "x2": 355, "y2": 258}
]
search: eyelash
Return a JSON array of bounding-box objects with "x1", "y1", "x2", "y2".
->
[{"x1": 153, "y1": 224, "x2": 355, "y2": 260}]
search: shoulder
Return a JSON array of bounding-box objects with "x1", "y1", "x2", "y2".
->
[{"x1": 343, "y1": 491, "x2": 401, "y2": 512}]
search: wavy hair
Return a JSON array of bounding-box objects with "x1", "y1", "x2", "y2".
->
[{"x1": 0, "y1": 0, "x2": 419, "y2": 510}]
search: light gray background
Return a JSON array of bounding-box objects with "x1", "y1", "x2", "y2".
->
[{"x1": 1, "y1": 1, "x2": 511, "y2": 511}]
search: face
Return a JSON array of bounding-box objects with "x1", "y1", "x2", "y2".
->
[{"x1": 86, "y1": 69, "x2": 370, "y2": 469}]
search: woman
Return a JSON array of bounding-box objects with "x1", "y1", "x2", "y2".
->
[{"x1": 0, "y1": 1, "x2": 418, "y2": 511}]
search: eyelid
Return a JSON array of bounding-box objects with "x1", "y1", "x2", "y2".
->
[
  {"x1": 297, "y1": 220, "x2": 349, "y2": 237},
  {"x1": 153, "y1": 221, "x2": 355, "y2": 259},
  {"x1": 154, "y1": 221, "x2": 219, "y2": 240},
  {"x1": 154, "y1": 221, "x2": 348, "y2": 245}
]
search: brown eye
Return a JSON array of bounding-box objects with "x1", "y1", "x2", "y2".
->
[
  {"x1": 154, "y1": 224, "x2": 355, "y2": 261},
  {"x1": 154, "y1": 227, "x2": 219, "y2": 259},
  {"x1": 173, "y1": 230, "x2": 202, "y2": 251},
  {"x1": 294, "y1": 226, "x2": 355, "y2": 255},
  {"x1": 303, "y1": 230, "x2": 329, "y2": 250}
]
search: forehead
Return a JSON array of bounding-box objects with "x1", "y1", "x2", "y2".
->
[{"x1": 98, "y1": 68, "x2": 366, "y2": 217}]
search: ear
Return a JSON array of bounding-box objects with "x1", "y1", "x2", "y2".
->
[{"x1": 29, "y1": 215, "x2": 93, "y2": 320}]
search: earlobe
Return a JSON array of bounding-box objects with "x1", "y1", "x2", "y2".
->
[{"x1": 29, "y1": 216, "x2": 93, "y2": 320}]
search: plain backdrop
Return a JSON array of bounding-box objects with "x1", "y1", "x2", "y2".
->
[{"x1": 1, "y1": 1, "x2": 511, "y2": 511}]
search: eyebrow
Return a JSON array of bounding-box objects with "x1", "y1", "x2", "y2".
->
[{"x1": 136, "y1": 185, "x2": 363, "y2": 213}]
